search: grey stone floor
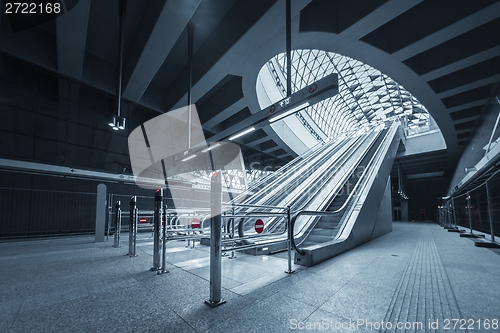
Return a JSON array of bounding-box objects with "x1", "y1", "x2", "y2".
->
[{"x1": 1, "y1": 222, "x2": 499, "y2": 333}]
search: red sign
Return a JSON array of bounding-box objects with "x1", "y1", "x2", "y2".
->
[
  {"x1": 139, "y1": 217, "x2": 147, "y2": 224},
  {"x1": 192, "y1": 218, "x2": 201, "y2": 229},
  {"x1": 269, "y1": 104, "x2": 277, "y2": 113},
  {"x1": 308, "y1": 83, "x2": 318, "y2": 94},
  {"x1": 254, "y1": 219, "x2": 264, "y2": 234}
]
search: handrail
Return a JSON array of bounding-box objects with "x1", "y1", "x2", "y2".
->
[
  {"x1": 223, "y1": 203, "x2": 288, "y2": 211},
  {"x1": 450, "y1": 167, "x2": 500, "y2": 200},
  {"x1": 290, "y1": 210, "x2": 343, "y2": 255}
]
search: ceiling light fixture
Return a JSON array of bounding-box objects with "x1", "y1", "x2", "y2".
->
[
  {"x1": 229, "y1": 127, "x2": 256, "y2": 141},
  {"x1": 202, "y1": 143, "x2": 221, "y2": 153},
  {"x1": 181, "y1": 154, "x2": 196, "y2": 162}
]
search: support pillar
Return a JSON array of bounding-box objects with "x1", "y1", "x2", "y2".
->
[
  {"x1": 95, "y1": 184, "x2": 107, "y2": 242},
  {"x1": 151, "y1": 189, "x2": 162, "y2": 271}
]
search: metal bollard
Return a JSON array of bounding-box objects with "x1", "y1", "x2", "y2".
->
[
  {"x1": 285, "y1": 206, "x2": 294, "y2": 274},
  {"x1": 129, "y1": 196, "x2": 137, "y2": 256},
  {"x1": 158, "y1": 207, "x2": 169, "y2": 275},
  {"x1": 113, "y1": 201, "x2": 122, "y2": 248},
  {"x1": 151, "y1": 189, "x2": 162, "y2": 271},
  {"x1": 205, "y1": 171, "x2": 225, "y2": 307},
  {"x1": 452, "y1": 197, "x2": 458, "y2": 229}
]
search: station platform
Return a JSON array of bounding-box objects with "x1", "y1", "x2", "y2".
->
[{"x1": 1, "y1": 221, "x2": 499, "y2": 332}]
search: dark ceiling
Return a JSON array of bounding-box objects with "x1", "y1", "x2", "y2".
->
[{"x1": 1, "y1": 0, "x2": 500, "y2": 180}]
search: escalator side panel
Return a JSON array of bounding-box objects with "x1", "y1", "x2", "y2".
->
[{"x1": 295, "y1": 123, "x2": 401, "y2": 266}]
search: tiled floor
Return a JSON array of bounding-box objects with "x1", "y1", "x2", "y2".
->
[{"x1": 1, "y1": 222, "x2": 499, "y2": 332}]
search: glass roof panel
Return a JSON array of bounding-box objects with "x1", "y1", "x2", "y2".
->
[{"x1": 266, "y1": 49, "x2": 433, "y2": 138}]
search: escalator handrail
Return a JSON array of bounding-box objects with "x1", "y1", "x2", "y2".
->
[{"x1": 290, "y1": 210, "x2": 344, "y2": 255}]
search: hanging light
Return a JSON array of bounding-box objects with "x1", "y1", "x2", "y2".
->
[
  {"x1": 109, "y1": 115, "x2": 126, "y2": 130},
  {"x1": 117, "y1": 116, "x2": 126, "y2": 130},
  {"x1": 109, "y1": 116, "x2": 117, "y2": 128}
]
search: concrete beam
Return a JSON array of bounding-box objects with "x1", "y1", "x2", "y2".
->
[
  {"x1": 393, "y1": 2, "x2": 500, "y2": 61},
  {"x1": 56, "y1": 0, "x2": 91, "y2": 80},
  {"x1": 421, "y1": 46, "x2": 500, "y2": 82},
  {"x1": 437, "y1": 75, "x2": 500, "y2": 99},
  {"x1": 446, "y1": 99, "x2": 490, "y2": 113},
  {"x1": 342, "y1": 0, "x2": 423, "y2": 39},
  {"x1": 122, "y1": 0, "x2": 202, "y2": 102}
]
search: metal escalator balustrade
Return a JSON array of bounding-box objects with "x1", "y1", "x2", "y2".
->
[
  {"x1": 230, "y1": 128, "x2": 383, "y2": 252},
  {"x1": 234, "y1": 131, "x2": 370, "y2": 240},
  {"x1": 299, "y1": 127, "x2": 390, "y2": 248},
  {"x1": 291, "y1": 122, "x2": 401, "y2": 266}
]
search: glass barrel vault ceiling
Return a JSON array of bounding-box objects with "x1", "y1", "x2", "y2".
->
[{"x1": 267, "y1": 49, "x2": 434, "y2": 138}]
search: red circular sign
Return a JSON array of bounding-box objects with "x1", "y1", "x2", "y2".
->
[
  {"x1": 139, "y1": 217, "x2": 147, "y2": 224},
  {"x1": 254, "y1": 219, "x2": 264, "y2": 234},
  {"x1": 308, "y1": 84, "x2": 318, "y2": 94},
  {"x1": 192, "y1": 218, "x2": 201, "y2": 229},
  {"x1": 269, "y1": 104, "x2": 277, "y2": 113}
]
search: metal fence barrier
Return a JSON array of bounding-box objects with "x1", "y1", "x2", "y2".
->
[{"x1": 442, "y1": 170, "x2": 500, "y2": 247}]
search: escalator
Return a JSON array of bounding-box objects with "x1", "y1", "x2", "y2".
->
[
  {"x1": 231, "y1": 126, "x2": 388, "y2": 253},
  {"x1": 300, "y1": 127, "x2": 389, "y2": 248},
  {"x1": 292, "y1": 122, "x2": 401, "y2": 266}
]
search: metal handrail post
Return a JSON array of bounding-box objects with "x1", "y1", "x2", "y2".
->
[
  {"x1": 151, "y1": 189, "x2": 162, "y2": 271},
  {"x1": 131, "y1": 207, "x2": 138, "y2": 256},
  {"x1": 229, "y1": 209, "x2": 236, "y2": 259},
  {"x1": 285, "y1": 206, "x2": 294, "y2": 274},
  {"x1": 206, "y1": 171, "x2": 226, "y2": 307},
  {"x1": 128, "y1": 196, "x2": 136, "y2": 255},
  {"x1": 486, "y1": 180, "x2": 496, "y2": 243},
  {"x1": 106, "y1": 193, "x2": 112, "y2": 241},
  {"x1": 159, "y1": 207, "x2": 169, "y2": 275},
  {"x1": 452, "y1": 197, "x2": 458, "y2": 228},
  {"x1": 467, "y1": 191, "x2": 473, "y2": 234},
  {"x1": 113, "y1": 201, "x2": 121, "y2": 248}
]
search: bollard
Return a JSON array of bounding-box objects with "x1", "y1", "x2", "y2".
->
[
  {"x1": 113, "y1": 201, "x2": 122, "y2": 248},
  {"x1": 452, "y1": 197, "x2": 458, "y2": 229},
  {"x1": 151, "y1": 189, "x2": 162, "y2": 271},
  {"x1": 129, "y1": 196, "x2": 137, "y2": 256},
  {"x1": 158, "y1": 206, "x2": 169, "y2": 275},
  {"x1": 205, "y1": 171, "x2": 225, "y2": 307},
  {"x1": 285, "y1": 206, "x2": 294, "y2": 274}
]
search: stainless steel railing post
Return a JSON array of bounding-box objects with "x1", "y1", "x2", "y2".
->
[
  {"x1": 467, "y1": 191, "x2": 473, "y2": 234},
  {"x1": 133, "y1": 207, "x2": 138, "y2": 256},
  {"x1": 128, "y1": 196, "x2": 137, "y2": 255},
  {"x1": 205, "y1": 171, "x2": 225, "y2": 307},
  {"x1": 151, "y1": 189, "x2": 162, "y2": 271},
  {"x1": 452, "y1": 197, "x2": 458, "y2": 228},
  {"x1": 486, "y1": 180, "x2": 496, "y2": 243},
  {"x1": 113, "y1": 201, "x2": 121, "y2": 248},
  {"x1": 285, "y1": 206, "x2": 294, "y2": 274},
  {"x1": 159, "y1": 206, "x2": 169, "y2": 275}
]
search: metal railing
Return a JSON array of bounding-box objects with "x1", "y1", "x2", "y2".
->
[{"x1": 442, "y1": 168, "x2": 500, "y2": 244}]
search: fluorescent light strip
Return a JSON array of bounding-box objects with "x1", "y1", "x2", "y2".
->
[
  {"x1": 229, "y1": 127, "x2": 255, "y2": 141},
  {"x1": 201, "y1": 143, "x2": 221, "y2": 153},
  {"x1": 181, "y1": 154, "x2": 196, "y2": 162},
  {"x1": 269, "y1": 102, "x2": 309, "y2": 123}
]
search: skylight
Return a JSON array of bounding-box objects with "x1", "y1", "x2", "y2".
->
[{"x1": 267, "y1": 49, "x2": 433, "y2": 138}]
